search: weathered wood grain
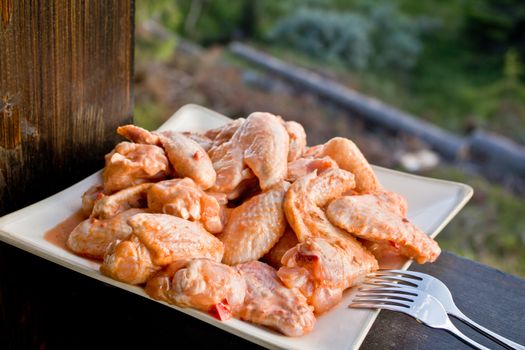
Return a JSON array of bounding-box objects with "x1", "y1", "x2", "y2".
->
[{"x1": 0, "y1": 0, "x2": 134, "y2": 215}]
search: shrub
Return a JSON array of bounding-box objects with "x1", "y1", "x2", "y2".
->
[{"x1": 268, "y1": 4, "x2": 430, "y2": 71}]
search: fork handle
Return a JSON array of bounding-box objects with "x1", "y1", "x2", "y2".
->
[
  {"x1": 444, "y1": 321, "x2": 491, "y2": 350},
  {"x1": 450, "y1": 308, "x2": 525, "y2": 350}
]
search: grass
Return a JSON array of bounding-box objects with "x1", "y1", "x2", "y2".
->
[{"x1": 423, "y1": 166, "x2": 525, "y2": 277}]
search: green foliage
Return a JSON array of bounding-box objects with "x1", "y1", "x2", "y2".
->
[
  {"x1": 463, "y1": 0, "x2": 525, "y2": 64},
  {"x1": 268, "y1": 8, "x2": 372, "y2": 69},
  {"x1": 425, "y1": 166, "x2": 525, "y2": 276},
  {"x1": 267, "y1": 4, "x2": 430, "y2": 71},
  {"x1": 135, "y1": 0, "x2": 181, "y2": 61},
  {"x1": 176, "y1": 0, "x2": 257, "y2": 45}
]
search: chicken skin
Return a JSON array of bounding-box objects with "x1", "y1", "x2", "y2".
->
[
  {"x1": 147, "y1": 178, "x2": 223, "y2": 234},
  {"x1": 157, "y1": 132, "x2": 216, "y2": 190},
  {"x1": 67, "y1": 208, "x2": 145, "y2": 259},
  {"x1": 204, "y1": 118, "x2": 245, "y2": 146},
  {"x1": 181, "y1": 132, "x2": 214, "y2": 152},
  {"x1": 81, "y1": 184, "x2": 104, "y2": 216},
  {"x1": 284, "y1": 169, "x2": 355, "y2": 242},
  {"x1": 103, "y1": 142, "x2": 169, "y2": 193},
  {"x1": 145, "y1": 259, "x2": 246, "y2": 320},
  {"x1": 236, "y1": 261, "x2": 315, "y2": 337},
  {"x1": 208, "y1": 136, "x2": 252, "y2": 198},
  {"x1": 285, "y1": 156, "x2": 338, "y2": 183},
  {"x1": 278, "y1": 237, "x2": 377, "y2": 314},
  {"x1": 117, "y1": 124, "x2": 161, "y2": 145},
  {"x1": 326, "y1": 194, "x2": 441, "y2": 263},
  {"x1": 239, "y1": 112, "x2": 289, "y2": 190},
  {"x1": 100, "y1": 213, "x2": 224, "y2": 284},
  {"x1": 263, "y1": 226, "x2": 299, "y2": 269},
  {"x1": 320, "y1": 137, "x2": 381, "y2": 192},
  {"x1": 282, "y1": 120, "x2": 307, "y2": 162},
  {"x1": 92, "y1": 183, "x2": 152, "y2": 219},
  {"x1": 219, "y1": 181, "x2": 289, "y2": 265},
  {"x1": 117, "y1": 125, "x2": 216, "y2": 190},
  {"x1": 282, "y1": 169, "x2": 378, "y2": 313}
]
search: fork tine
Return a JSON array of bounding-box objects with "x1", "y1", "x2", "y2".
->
[
  {"x1": 354, "y1": 292, "x2": 415, "y2": 303},
  {"x1": 350, "y1": 301, "x2": 410, "y2": 311},
  {"x1": 374, "y1": 269, "x2": 426, "y2": 280},
  {"x1": 352, "y1": 296, "x2": 412, "y2": 306},
  {"x1": 365, "y1": 275, "x2": 419, "y2": 287},
  {"x1": 360, "y1": 280, "x2": 411, "y2": 289},
  {"x1": 358, "y1": 287, "x2": 419, "y2": 296}
]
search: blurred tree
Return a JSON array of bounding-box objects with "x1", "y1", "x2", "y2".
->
[
  {"x1": 267, "y1": 4, "x2": 430, "y2": 71},
  {"x1": 463, "y1": 0, "x2": 525, "y2": 65},
  {"x1": 177, "y1": 0, "x2": 257, "y2": 45},
  {"x1": 135, "y1": 0, "x2": 181, "y2": 60}
]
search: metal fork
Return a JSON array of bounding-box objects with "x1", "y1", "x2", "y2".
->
[
  {"x1": 366, "y1": 270, "x2": 525, "y2": 350},
  {"x1": 350, "y1": 287, "x2": 490, "y2": 350}
]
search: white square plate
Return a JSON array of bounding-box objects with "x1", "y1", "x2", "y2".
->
[{"x1": 0, "y1": 104, "x2": 473, "y2": 350}]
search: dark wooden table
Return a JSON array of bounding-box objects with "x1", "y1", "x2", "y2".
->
[{"x1": 1, "y1": 243, "x2": 523, "y2": 350}]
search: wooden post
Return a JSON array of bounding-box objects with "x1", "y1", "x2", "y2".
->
[
  {"x1": 0, "y1": 1, "x2": 134, "y2": 348},
  {"x1": 0, "y1": 0, "x2": 134, "y2": 215}
]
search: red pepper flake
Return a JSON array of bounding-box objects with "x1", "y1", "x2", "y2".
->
[
  {"x1": 402, "y1": 218, "x2": 409, "y2": 223},
  {"x1": 389, "y1": 240, "x2": 400, "y2": 249},
  {"x1": 209, "y1": 300, "x2": 232, "y2": 321},
  {"x1": 193, "y1": 151, "x2": 202, "y2": 160}
]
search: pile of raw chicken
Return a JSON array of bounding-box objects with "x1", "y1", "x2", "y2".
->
[{"x1": 69, "y1": 112, "x2": 441, "y2": 336}]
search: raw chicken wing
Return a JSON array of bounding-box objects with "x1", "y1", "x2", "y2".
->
[
  {"x1": 81, "y1": 184, "x2": 104, "y2": 216},
  {"x1": 100, "y1": 213, "x2": 224, "y2": 284},
  {"x1": 239, "y1": 112, "x2": 289, "y2": 190},
  {"x1": 263, "y1": 226, "x2": 299, "y2": 268},
  {"x1": 282, "y1": 169, "x2": 378, "y2": 313},
  {"x1": 117, "y1": 124, "x2": 161, "y2": 145},
  {"x1": 157, "y1": 131, "x2": 216, "y2": 190},
  {"x1": 205, "y1": 118, "x2": 245, "y2": 146},
  {"x1": 182, "y1": 131, "x2": 214, "y2": 151},
  {"x1": 92, "y1": 183, "x2": 151, "y2": 219},
  {"x1": 286, "y1": 156, "x2": 338, "y2": 183},
  {"x1": 146, "y1": 259, "x2": 246, "y2": 320},
  {"x1": 208, "y1": 135, "x2": 252, "y2": 198},
  {"x1": 219, "y1": 181, "x2": 289, "y2": 265},
  {"x1": 320, "y1": 137, "x2": 381, "y2": 192},
  {"x1": 282, "y1": 120, "x2": 307, "y2": 162},
  {"x1": 68, "y1": 208, "x2": 145, "y2": 259},
  {"x1": 278, "y1": 237, "x2": 377, "y2": 314},
  {"x1": 236, "y1": 261, "x2": 315, "y2": 337},
  {"x1": 103, "y1": 142, "x2": 169, "y2": 193},
  {"x1": 148, "y1": 178, "x2": 223, "y2": 233},
  {"x1": 326, "y1": 194, "x2": 440, "y2": 263}
]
